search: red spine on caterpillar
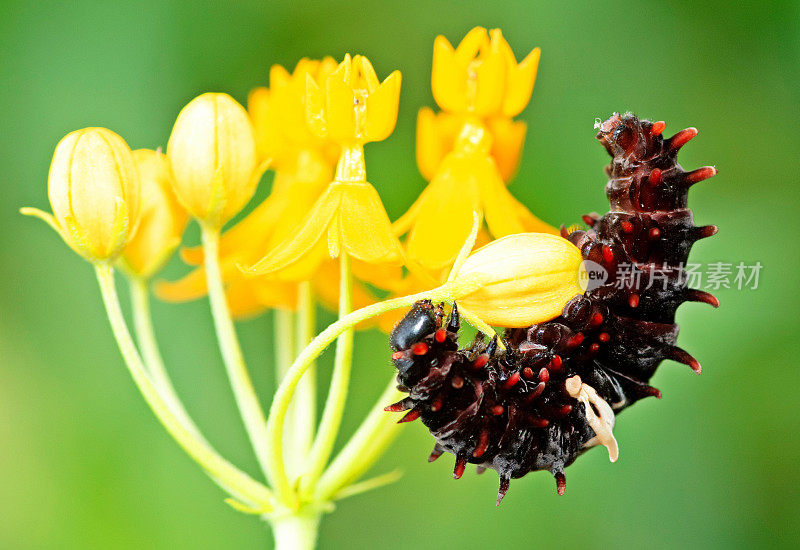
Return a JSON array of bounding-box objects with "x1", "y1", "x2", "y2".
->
[{"x1": 387, "y1": 113, "x2": 718, "y2": 504}]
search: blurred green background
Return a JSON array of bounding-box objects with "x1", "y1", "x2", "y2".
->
[{"x1": 2, "y1": 0, "x2": 798, "y2": 548}]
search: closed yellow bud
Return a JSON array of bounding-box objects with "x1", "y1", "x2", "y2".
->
[
  {"x1": 449, "y1": 233, "x2": 585, "y2": 327},
  {"x1": 166, "y1": 93, "x2": 262, "y2": 228},
  {"x1": 22, "y1": 127, "x2": 140, "y2": 262},
  {"x1": 121, "y1": 149, "x2": 189, "y2": 278}
]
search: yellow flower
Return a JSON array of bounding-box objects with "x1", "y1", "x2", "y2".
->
[
  {"x1": 448, "y1": 233, "x2": 585, "y2": 327},
  {"x1": 432, "y1": 27, "x2": 540, "y2": 118},
  {"x1": 243, "y1": 169, "x2": 404, "y2": 280},
  {"x1": 157, "y1": 153, "x2": 332, "y2": 309},
  {"x1": 22, "y1": 127, "x2": 140, "y2": 263},
  {"x1": 395, "y1": 120, "x2": 556, "y2": 272},
  {"x1": 120, "y1": 149, "x2": 189, "y2": 278},
  {"x1": 166, "y1": 93, "x2": 265, "y2": 228},
  {"x1": 305, "y1": 54, "x2": 401, "y2": 144},
  {"x1": 244, "y1": 55, "x2": 404, "y2": 281},
  {"x1": 248, "y1": 57, "x2": 340, "y2": 167},
  {"x1": 416, "y1": 107, "x2": 527, "y2": 182}
]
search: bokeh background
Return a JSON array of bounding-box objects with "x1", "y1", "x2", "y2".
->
[{"x1": 2, "y1": 0, "x2": 799, "y2": 548}]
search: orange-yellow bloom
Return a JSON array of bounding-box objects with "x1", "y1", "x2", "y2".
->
[
  {"x1": 121, "y1": 149, "x2": 189, "y2": 278},
  {"x1": 306, "y1": 54, "x2": 401, "y2": 144},
  {"x1": 432, "y1": 27, "x2": 540, "y2": 118},
  {"x1": 395, "y1": 120, "x2": 556, "y2": 272},
  {"x1": 249, "y1": 58, "x2": 340, "y2": 167},
  {"x1": 22, "y1": 127, "x2": 140, "y2": 263},
  {"x1": 244, "y1": 55, "x2": 404, "y2": 281}
]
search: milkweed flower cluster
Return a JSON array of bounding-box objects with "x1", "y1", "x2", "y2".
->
[{"x1": 22, "y1": 27, "x2": 586, "y2": 550}]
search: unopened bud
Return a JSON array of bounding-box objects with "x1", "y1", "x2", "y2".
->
[
  {"x1": 22, "y1": 127, "x2": 140, "y2": 262},
  {"x1": 449, "y1": 233, "x2": 584, "y2": 327},
  {"x1": 166, "y1": 93, "x2": 262, "y2": 228}
]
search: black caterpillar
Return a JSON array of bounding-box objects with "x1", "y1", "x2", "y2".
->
[{"x1": 387, "y1": 113, "x2": 718, "y2": 504}]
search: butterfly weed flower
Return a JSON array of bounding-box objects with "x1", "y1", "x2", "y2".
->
[
  {"x1": 244, "y1": 54, "x2": 404, "y2": 279},
  {"x1": 394, "y1": 27, "x2": 556, "y2": 275},
  {"x1": 22, "y1": 127, "x2": 140, "y2": 263}
]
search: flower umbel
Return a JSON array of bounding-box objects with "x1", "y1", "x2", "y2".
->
[{"x1": 22, "y1": 127, "x2": 140, "y2": 263}]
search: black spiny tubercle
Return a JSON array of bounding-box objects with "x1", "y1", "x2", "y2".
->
[{"x1": 387, "y1": 113, "x2": 718, "y2": 504}]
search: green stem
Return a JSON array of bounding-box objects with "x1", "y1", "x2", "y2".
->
[
  {"x1": 300, "y1": 253, "x2": 353, "y2": 494},
  {"x1": 201, "y1": 223, "x2": 271, "y2": 480},
  {"x1": 294, "y1": 282, "x2": 317, "y2": 460},
  {"x1": 129, "y1": 276, "x2": 206, "y2": 442},
  {"x1": 94, "y1": 263, "x2": 273, "y2": 509},
  {"x1": 265, "y1": 285, "x2": 451, "y2": 505},
  {"x1": 270, "y1": 510, "x2": 322, "y2": 550},
  {"x1": 315, "y1": 375, "x2": 405, "y2": 501},
  {"x1": 274, "y1": 307, "x2": 306, "y2": 480}
]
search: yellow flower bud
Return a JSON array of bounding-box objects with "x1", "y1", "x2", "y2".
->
[
  {"x1": 121, "y1": 149, "x2": 189, "y2": 278},
  {"x1": 22, "y1": 127, "x2": 140, "y2": 262},
  {"x1": 448, "y1": 233, "x2": 584, "y2": 327},
  {"x1": 166, "y1": 93, "x2": 262, "y2": 228}
]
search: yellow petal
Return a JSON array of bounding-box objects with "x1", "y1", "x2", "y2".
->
[
  {"x1": 305, "y1": 73, "x2": 327, "y2": 138},
  {"x1": 478, "y1": 160, "x2": 528, "y2": 237},
  {"x1": 249, "y1": 277, "x2": 299, "y2": 311},
  {"x1": 365, "y1": 70, "x2": 401, "y2": 142},
  {"x1": 405, "y1": 155, "x2": 481, "y2": 270},
  {"x1": 455, "y1": 26, "x2": 489, "y2": 62},
  {"x1": 337, "y1": 182, "x2": 403, "y2": 264},
  {"x1": 122, "y1": 149, "x2": 188, "y2": 278},
  {"x1": 431, "y1": 35, "x2": 468, "y2": 113},
  {"x1": 226, "y1": 280, "x2": 269, "y2": 319},
  {"x1": 502, "y1": 46, "x2": 540, "y2": 118},
  {"x1": 472, "y1": 32, "x2": 507, "y2": 116},
  {"x1": 487, "y1": 117, "x2": 527, "y2": 182},
  {"x1": 325, "y1": 70, "x2": 357, "y2": 141},
  {"x1": 351, "y1": 258, "x2": 403, "y2": 290},
  {"x1": 415, "y1": 107, "x2": 441, "y2": 181},
  {"x1": 155, "y1": 258, "x2": 242, "y2": 302},
  {"x1": 510, "y1": 195, "x2": 559, "y2": 235},
  {"x1": 357, "y1": 55, "x2": 380, "y2": 93},
  {"x1": 243, "y1": 183, "x2": 342, "y2": 276}
]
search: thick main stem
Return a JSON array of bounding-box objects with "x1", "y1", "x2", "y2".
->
[
  {"x1": 201, "y1": 224, "x2": 271, "y2": 480},
  {"x1": 270, "y1": 511, "x2": 321, "y2": 550},
  {"x1": 300, "y1": 253, "x2": 353, "y2": 493},
  {"x1": 265, "y1": 285, "x2": 450, "y2": 504},
  {"x1": 94, "y1": 263, "x2": 273, "y2": 509},
  {"x1": 129, "y1": 276, "x2": 206, "y2": 442}
]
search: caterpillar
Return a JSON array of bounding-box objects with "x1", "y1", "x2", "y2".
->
[{"x1": 387, "y1": 113, "x2": 718, "y2": 504}]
